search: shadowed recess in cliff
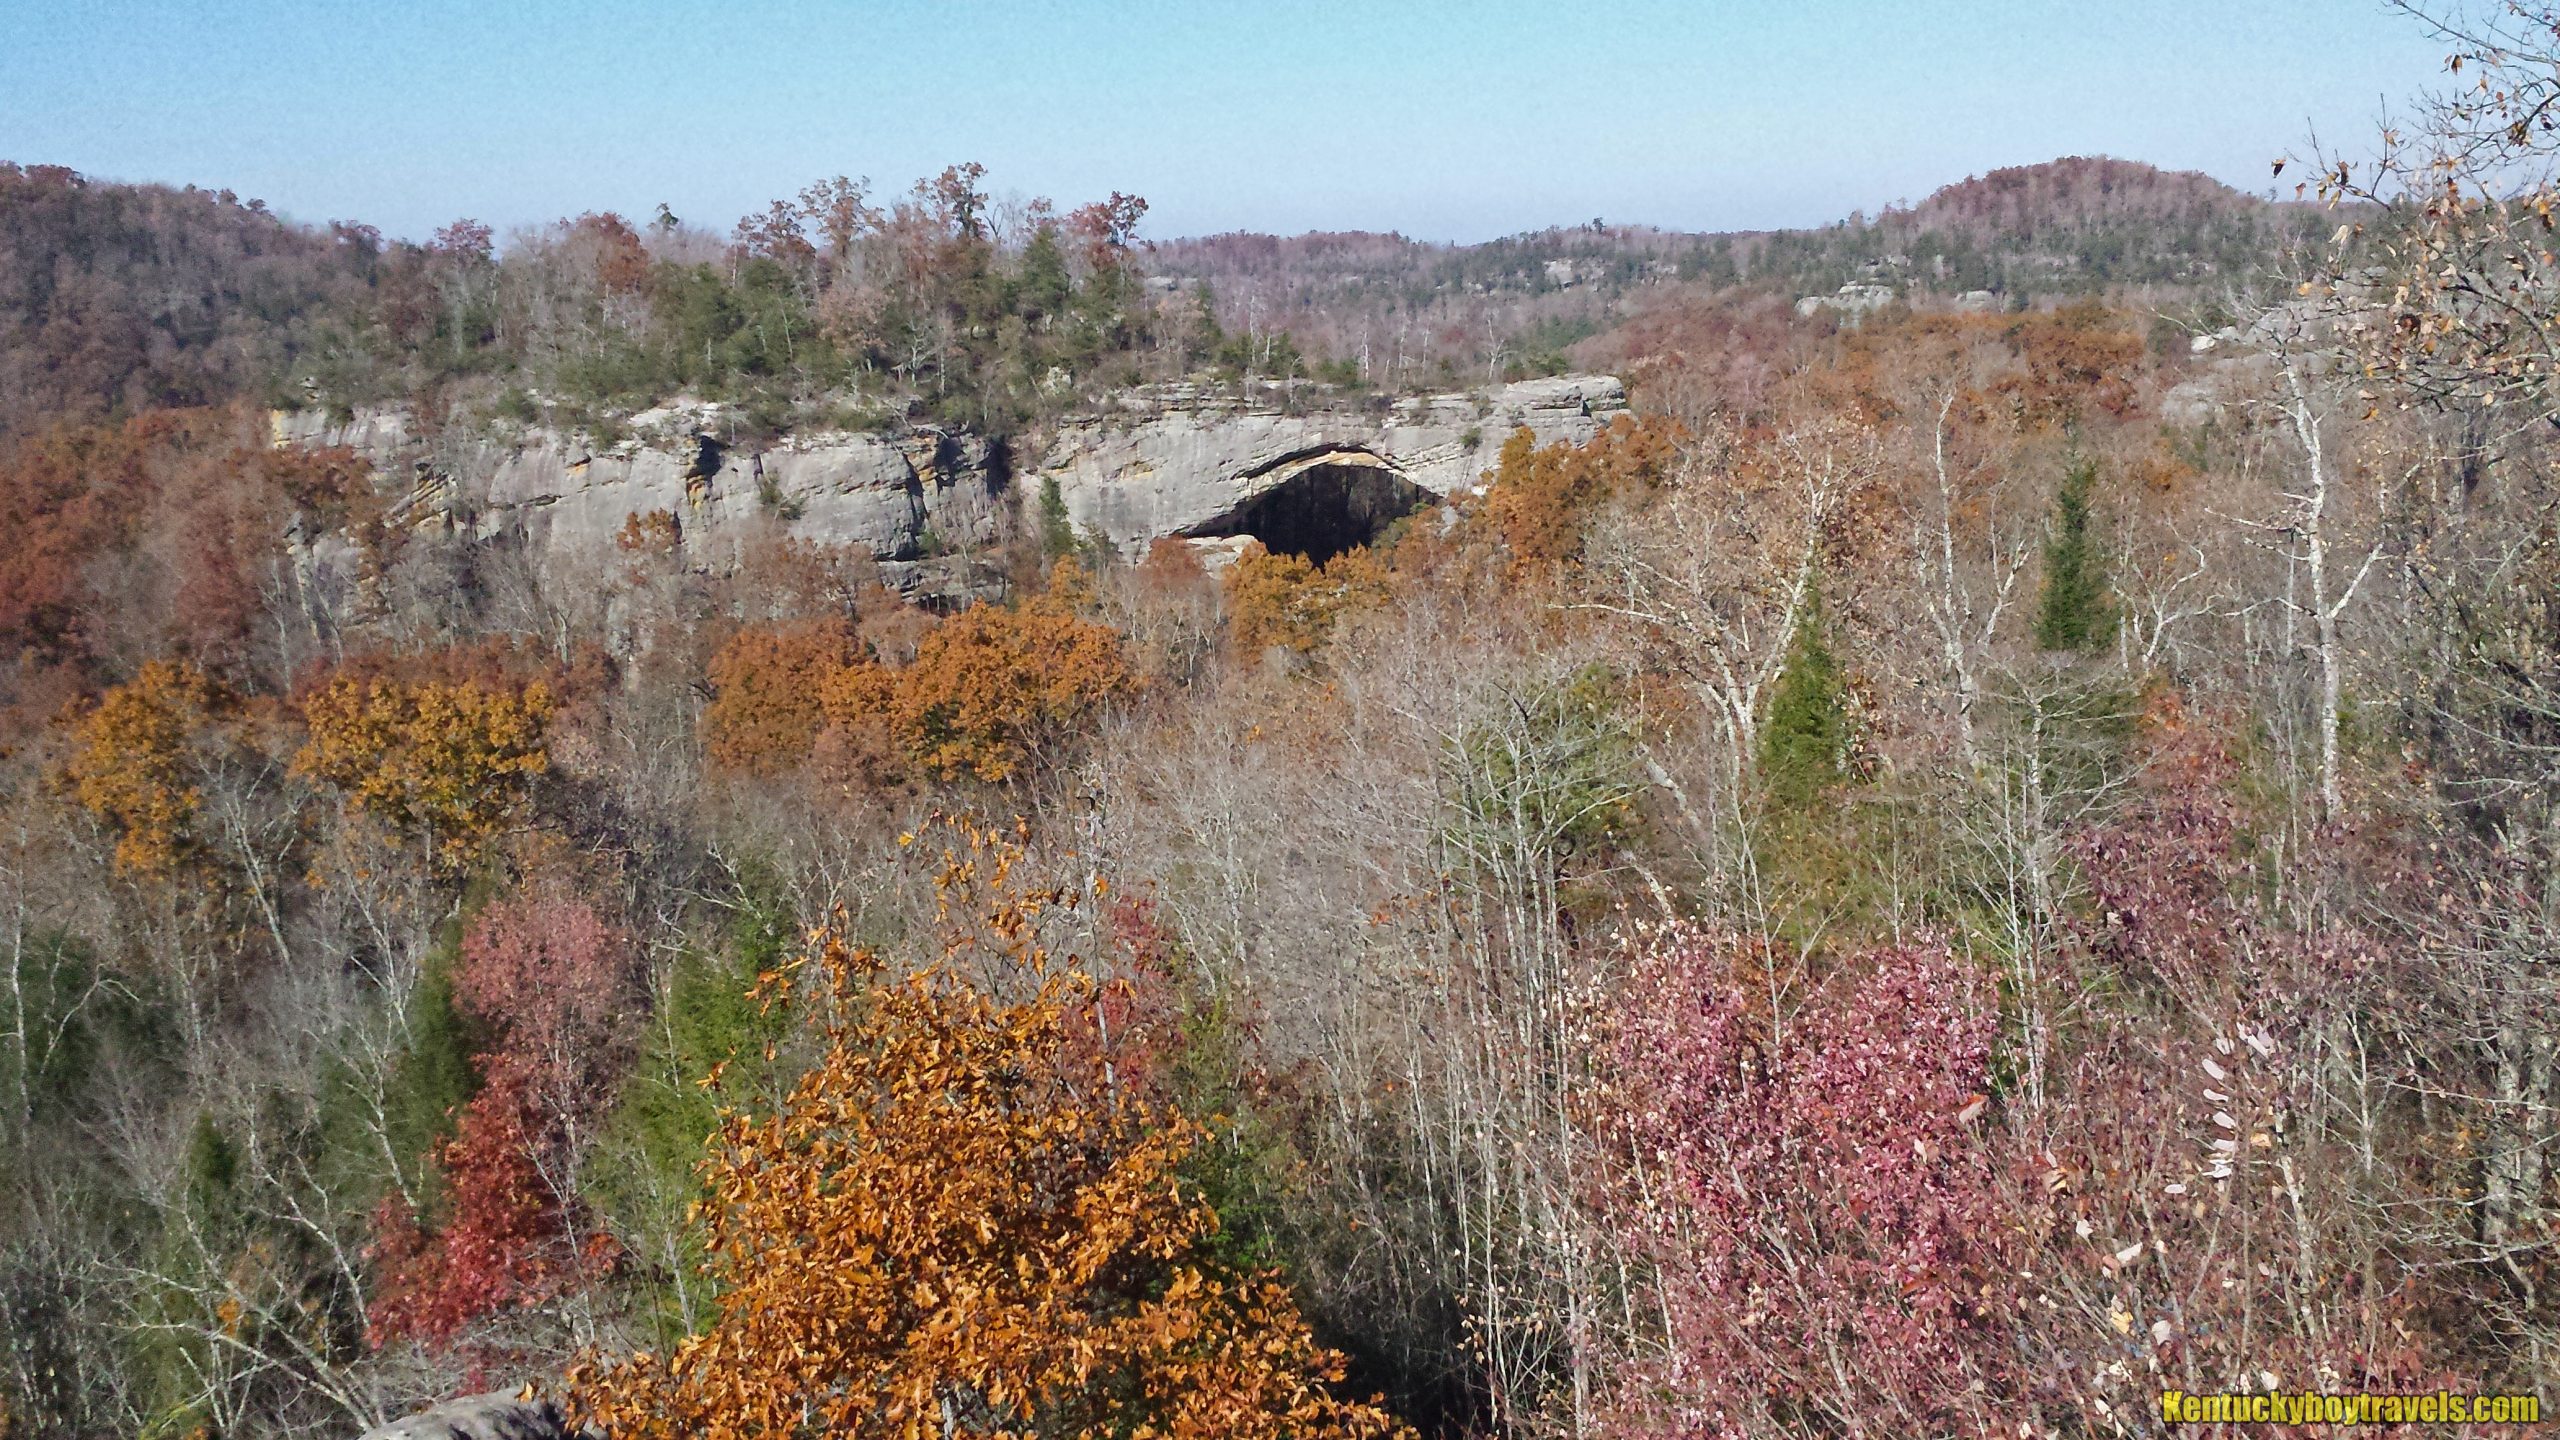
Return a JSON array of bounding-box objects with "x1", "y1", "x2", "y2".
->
[{"x1": 1182, "y1": 450, "x2": 1432, "y2": 565}]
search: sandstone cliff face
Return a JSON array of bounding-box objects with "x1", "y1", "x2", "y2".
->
[
  {"x1": 1034, "y1": 374, "x2": 1626, "y2": 557},
  {"x1": 271, "y1": 373, "x2": 1626, "y2": 589},
  {"x1": 271, "y1": 404, "x2": 1009, "y2": 594}
]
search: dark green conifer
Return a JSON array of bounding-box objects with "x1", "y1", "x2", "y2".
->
[
  {"x1": 2034, "y1": 457, "x2": 2117, "y2": 652},
  {"x1": 1038, "y1": 475, "x2": 1079, "y2": 560},
  {"x1": 1760, "y1": 584, "x2": 1849, "y2": 804},
  {"x1": 383, "y1": 930, "x2": 480, "y2": 1201},
  {"x1": 1016, "y1": 226, "x2": 1071, "y2": 322}
]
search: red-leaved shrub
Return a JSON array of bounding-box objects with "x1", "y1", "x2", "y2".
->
[
  {"x1": 1598, "y1": 929, "x2": 2015, "y2": 1437},
  {"x1": 369, "y1": 888, "x2": 633, "y2": 1350}
]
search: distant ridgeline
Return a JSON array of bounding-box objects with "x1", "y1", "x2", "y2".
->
[
  {"x1": 1146, "y1": 156, "x2": 2333, "y2": 369},
  {"x1": 0, "y1": 155, "x2": 2324, "y2": 449}
]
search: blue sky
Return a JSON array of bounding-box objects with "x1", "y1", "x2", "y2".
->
[{"x1": 1, "y1": 1, "x2": 2446, "y2": 243}]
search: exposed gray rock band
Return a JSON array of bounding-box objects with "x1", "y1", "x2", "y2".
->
[{"x1": 272, "y1": 374, "x2": 1626, "y2": 592}]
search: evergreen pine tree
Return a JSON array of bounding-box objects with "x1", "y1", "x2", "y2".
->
[
  {"x1": 2034, "y1": 457, "x2": 2117, "y2": 651},
  {"x1": 1037, "y1": 475, "x2": 1078, "y2": 561},
  {"x1": 383, "y1": 929, "x2": 481, "y2": 1203},
  {"x1": 1016, "y1": 227, "x2": 1071, "y2": 323},
  {"x1": 588, "y1": 877, "x2": 795, "y2": 1341},
  {"x1": 1760, "y1": 584, "x2": 1849, "y2": 805},
  {"x1": 1186, "y1": 281, "x2": 1225, "y2": 366}
]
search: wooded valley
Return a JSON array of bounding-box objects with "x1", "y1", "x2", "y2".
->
[{"x1": 3, "y1": 11, "x2": 2560, "y2": 1438}]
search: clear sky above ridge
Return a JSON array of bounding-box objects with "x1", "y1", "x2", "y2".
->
[{"x1": 1, "y1": 0, "x2": 2449, "y2": 244}]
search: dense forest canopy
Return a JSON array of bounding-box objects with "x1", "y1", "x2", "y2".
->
[
  {"x1": 5, "y1": 9, "x2": 2560, "y2": 1436},
  {"x1": 0, "y1": 152, "x2": 2330, "y2": 447},
  {"x1": 0, "y1": 163, "x2": 376, "y2": 434}
]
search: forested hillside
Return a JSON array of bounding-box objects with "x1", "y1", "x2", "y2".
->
[
  {"x1": 1144, "y1": 156, "x2": 2330, "y2": 388},
  {"x1": 0, "y1": 164, "x2": 373, "y2": 434},
  {"x1": 0, "y1": 153, "x2": 2325, "y2": 449},
  {"x1": 3, "y1": 22, "x2": 2559, "y2": 1439},
  {"x1": 0, "y1": 162, "x2": 1190, "y2": 445}
]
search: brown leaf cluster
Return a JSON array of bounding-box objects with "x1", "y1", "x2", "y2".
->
[
  {"x1": 1219, "y1": 543, "x2": 1392, "y2": 655},
  {"x1": 1481, "y1": 412, "x2": 1688, "y2": 575},
  {"x1": 702, "y1": 598, "x2": 1135, "y2": 787},
  {"x1": 701, "y1": 618, "x2": 863, "y2": 776}
]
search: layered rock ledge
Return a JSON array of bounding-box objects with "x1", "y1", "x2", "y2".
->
[
  {"x1": 272, "y1": 374, "x2": 1624, "y2": 593},
  {"x1": 1036, "y1": 374, "x2": 1625, "y2": 557}
]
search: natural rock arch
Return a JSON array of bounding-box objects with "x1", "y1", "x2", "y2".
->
[
  {"x1": 1180, "y1": 446, "x2": 1431, "y2": 564},
  {"x1": 1032, "y1": 374, "x2": 1626, "y2": 558}
]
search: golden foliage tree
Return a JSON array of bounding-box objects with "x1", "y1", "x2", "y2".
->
[
  {"x1": 61, "y1": 658, "x2": 225, "y2": 878},
  {"x1": 701, "y1": 618, "x2": 862, "y2": 775},
  {"x1": 818, "y1": 598, "x2": 1134, "y2": 784},
  {"x1": 1482, "y1": 412, "x2": 1687, "y2": 574},
  {"x1": 291, "y1": 672, "x2": 552, "y2": 870},
  {"x1": 1220, "y1": 543, "x2": 1392, "y2": 655},
  {"x1": 568, "y1": 832, "x2": 1406, "y2": 1440}
]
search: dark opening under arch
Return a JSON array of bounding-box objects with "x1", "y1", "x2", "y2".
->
[{"x1": 1186, "y1": 457, "x2": 1432, "y2": 565}]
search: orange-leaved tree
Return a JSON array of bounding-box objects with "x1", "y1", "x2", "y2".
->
[
  {"x1": 701, "y1": 617, "x2": 862, "y2": 775},
  {"x1": 60, "y1": 658, "x2": 228, "y2": 878},
  {"x1": 569, "y1": 829, "x2": 1406, "y2": 1440},
  {"x1": 818, "y1": 596, "x2": 1134, "y2": 783},
  {"x1": 292, "y1": 672, "x2": 553, "y2": 871},
  {"x1": 1221, "y1": 543, "x2": 1392, "y2": 655},
  {"x1": 1482, "y1": 412, "x2": 1688, "y2": 575}
]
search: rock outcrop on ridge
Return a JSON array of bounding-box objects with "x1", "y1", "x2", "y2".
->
[
  {"x1": 1035, "y1": 374, "x2": 1626, "y2": 557},
  {"x1": 272, "y1": 373, "x2": 1626, "y2": 595}
]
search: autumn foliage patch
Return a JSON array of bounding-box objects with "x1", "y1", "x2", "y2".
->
[
  {"x1": 60, "y1": 658, "x2": 229, "y2": 878},
  {"x1": 370, "y1": 890, "x2": 634, "y2": 1350},
  {"x1": 1598, "y1": 929, "x2": 2014, "y2": 1437},
  {"x1": 701, "y1": 595, "x2": 1136, "y2": 785},
  {"x1": 569, "y1": 831, "x2": 1405, "y2": 1440},
  {"x1": 1220, "y1": 543, "x2": 1392, "y2": 655},
  {"x1": 701, "y1": 618, "x2": 862, "y2": 775},
  {"x1": 292, "y1": 672, "x2": 553, "y2": 870},
  {"x1": 1482, "y1": 412, "x2": 1687, "y2": 575}
]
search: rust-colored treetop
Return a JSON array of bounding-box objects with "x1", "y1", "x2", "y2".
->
[
  {"x1": 702, "y1": 618, "x2": 863, "y2": 776},
  {"x1": 569, "y1": 830, "x2": 1405, "y2": 1440},
  {"x1": 702, "y1": 591, "x2": 1135, "y2": 788},
  {"x1": 814, "y1": 597, "x2": 1136, "y2": 786},
  {"x1": 1483, "y1": 412, "x2": 1688, "y2": 575},
  {"x1": 875, "y1": 595, "x2": 1138, "y2": 783},
  {"x1": 1220, "y1": 543, "x2": 1394, "y2": 656}
]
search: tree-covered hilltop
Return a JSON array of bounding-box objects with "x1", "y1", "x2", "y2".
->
[
  {"x1": 0, "y1": 162, "x2": 1186, "y2": 441},
  {"x1": 0, "y1": 163, "x2": 376, "y2": 434},
  {"x1": 0, "y1": 154, "x2": 2332, "y2": 446}
]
